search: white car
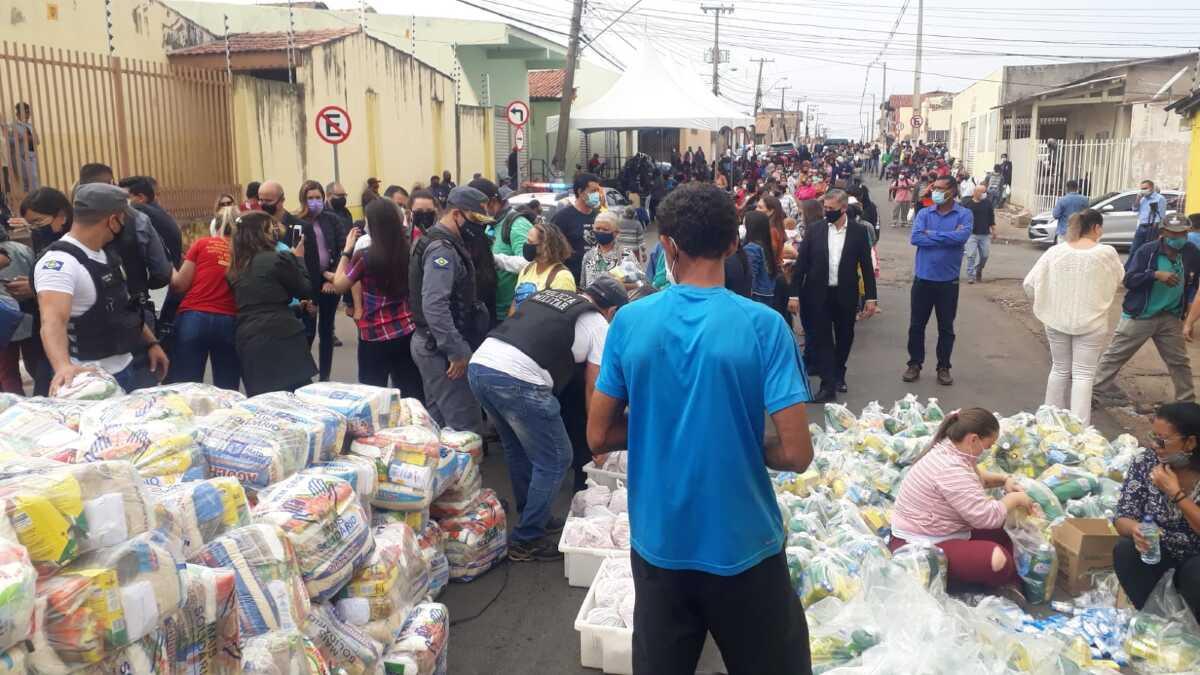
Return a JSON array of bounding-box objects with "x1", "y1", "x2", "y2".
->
[{"x1": 1027, "y1": 189, "x2": 1186, "y2": 249}]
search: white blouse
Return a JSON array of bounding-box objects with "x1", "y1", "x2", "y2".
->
[{"x1": 1023, "y1": 242, "x2": 1125, "y2": 335}]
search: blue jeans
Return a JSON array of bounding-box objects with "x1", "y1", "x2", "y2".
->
[
  {"x1": 467, "y1": 363, "x2": 571, "y2": 544},
  {"x1": 965, "y1": 233, "x2": 991, "y2": 277},
  {"x1": 171, "y1": 310, "x2": 241, "y2": 390}
]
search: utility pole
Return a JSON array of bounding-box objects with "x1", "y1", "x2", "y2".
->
[
  {"x1": 778, "y1": 86, "x2": 789, "y2": 142},
  {"x1": 553, "y1": 0, "x2": 585, "y2": 171},
  {"x1": 880, "y1": 61, "x2": 887, "y2": 141},
  {"x1": 750, "y1": 57, "x2": 773, "y2": 122},
  {"x1": 794, "y1": 98, "x2": 802, "y2": 144},
  {"x1": 701, "y1": 4, "x2": 734, "y2": 97},
  {"x1": 804, "y1": 104, "x2": 813, "y2": 142},
  {"x1": 912, "y1": 0, "x2": 924, "y2": 142}
]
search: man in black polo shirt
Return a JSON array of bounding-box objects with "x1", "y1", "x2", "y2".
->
[{"x1": 467, "y1": 276, "x2": 628, "y2": 561}]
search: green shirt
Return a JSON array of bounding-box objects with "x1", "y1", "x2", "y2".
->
[
  {"x1": 1136, "y1": 253, "x2": 1185, "y2": 319},
  {"x1": 881, "y1": 152, "x2": 892, "y2": 165},
  {"x1": 491, "y1": 212, "x2": 534, "y2": 317}
]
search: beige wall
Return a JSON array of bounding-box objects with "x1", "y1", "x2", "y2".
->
[
  {"x1": 456, "y1": 105, "x2": 494, "y2": 182},
  {"x1": 1130, "y1": 103, "x2": 1191, "y2": 190},
  {"x1": 1, "y1": 0, "x2": 213, "y2": 62},
  {"x1": 232, "y1": 76, "x2": 307, "y2": 197},
  {"x1": 950, "y1": 70, "x2": 1004, "y2": 176}
]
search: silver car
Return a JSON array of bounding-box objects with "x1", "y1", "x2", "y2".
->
[{"x1": 1028, "y1": 189, "x2": 1186, "y2": 249}]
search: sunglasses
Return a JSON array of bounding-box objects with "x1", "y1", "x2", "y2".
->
[
  {"x1": 1150, "y1": 433, "x2": 1180, "y2": 448},
  {"x1": 218, "y1": 201, "x2": 234, "y2": 208}
]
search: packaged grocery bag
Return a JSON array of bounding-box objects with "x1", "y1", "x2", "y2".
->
[
  {"x1": 0, "y1": 533, "x2": 36, "y2": 654},
  {"x1": 295, "y1": 382, "x2": 399, "y2": 438},
  {"x1": 57, "y1": 420, "x2": 207, "y2": 488},
  {"x1": 336, "y1": 522, "x2": 429, "y2": 643},
  {"x1": 138, "y1": 382, "x2": 246, "y2": 417},
  {"x1": 159, "y1": 564, "x2": 238, "y2": 675},
  {"x1": 29, "y1": 629, "x2": 169, "y2": 675},
  {"x1": 151, "y1": 477, "x2": 251, "y2": 560},
  {"x1": 78, "y1": 389, "x2": 194, "y2": 435},
  {"x1": 253, "y1": 474, "x2": 374, "y2": 602},
  {"x1": 1005, "y1": 513, "x2": 1058, "y2": 605},
  {"x1": 381, "y1": 603, "x2": 449, "y2": 675},
  {"x1": 430, "y1": 452, "x2": 480, "y2": 521},
  {"x1": 53, "y1": 370, "x2": 123, "y2": 401},
  {"x1": 415, "y1": 522, "x2": 449, "y2": 598},
  {"x1": 241, "y1": 630, "x2": 330, "y2": 675},
  {"x1": 352, "y1": 426, "x2": 453, "y2": 512},
  {"x1": 195, "y1": 409, "x2": 310, "y2": 495},
  {"x1": 1037, "y1": 464, "x2": 1101, "y2": 504},
  {"x1": 0, "y1": 460, "x2": 156, "y2": 577},
  {"x1": 193, "y1": 524, "x2": 311, "y2": 639},
  {"x1": 11, "y1": 397, "x2": 96, "y2": 432},
  {"x1": 396, "y1": 398, "x2": 438, "y2": 433},
  {"x1": 439, "y1": 489, "x2": 507, "y2": 582},
  {"x1": 0, "y1": 393, "x2": 18, "y2": 415},
  {"x1": 35, "y1": 532, "x2": 183, "y2": 667},
  {"x1": 305, "y1": 456, "x2": 378, "y2": 516},
  {"x1": 373, "y1": 508, "x2": 429, "y2": 534},
  {"x1": 440, "y1": 428, "x2": 483, "y2": 466},
  {"x1": 239, "y1": 392, "x2": 349, "y2": 465},
  {"x1": 303, "y1": 603, "x2": 382, "y2": 675},
  {"x1": 1016, "y1": 477, "x2": 1066, "y2": 522},
  {"x1": 0, "y1": 400, "x2": 81, "y2": 453}
]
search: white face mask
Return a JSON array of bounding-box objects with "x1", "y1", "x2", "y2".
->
[
  {"x1": 665, "y1": 237, "x2": 679, "y2": 285},
  {"x1": 738, "y1": 225, "x2": 747, "y2": 240}
]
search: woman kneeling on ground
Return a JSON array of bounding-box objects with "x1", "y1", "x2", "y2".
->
[
  {"x1": 1113, "y1": 402, "x2": 1200, "y2": 620},
  {"x1": 890, "y1": 408, "x2": 1039, "y2": 590}
]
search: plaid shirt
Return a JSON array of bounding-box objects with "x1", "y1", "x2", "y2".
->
[{"x1": 348, "y1": 257, "x2": 414, "y2": 342}]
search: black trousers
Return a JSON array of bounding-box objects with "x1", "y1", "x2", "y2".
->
[
  {"x1": 357, "y1": 333, "x2": 425, "y2": 403},
  {"x1": 808, "y1": 289, "x2": 858, "y2": 387},
  {"x1": 907, "y1": 277, "x2": 959, "y2": 369},
  {"x1": 557, "y1": 365, "x2": 591, "y2": 491},
  {"x1": 1113, "y1": 536, "x2": 1200, "y2": 620},
  {"x1": 631, "y1": 548, "x2": 812, "y2": 675},
  {"x1": 304, "y1": 293, "x2": 341, "y2": 381}
]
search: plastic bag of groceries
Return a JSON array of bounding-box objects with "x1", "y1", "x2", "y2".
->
[
  {"x1": 195, "y1": 409, "x2": 310, "y2": 495},
  {"x1": 1125, "y1": 569, "x2": 1200, "y2": 673},
  {"x1": 160, "y1": 564, "x2": 238, "y2": 675},
  {"x1": 194, "y1": 524, "x2": 312, "y2": 639},
  {"x1": 823, "y1": 403, "x2": 858, "y2": 433},
  {"x1": 0, "y1": 393, "x2": 18, "y2": 415},
  {"x1": 241, "y1": 629, "x2": 330, "y2": 675},
  {"x1": 305, "y1": 456, "x2": 378, "y2": 517},
  {"x1": 0, "y1": 460, "x2": 156, "y2": 577},
  {"x1": 396, "y1": 398, "x2": 438, "y2": 433},
  {"x1": 295, "y1": 382, "x2": 399, "y2": 438},
  {"x1": 560, "y1": 516, "x2": 616, "y2": 549},
  {"x1": 53, "y1": 369, "x2": 122, "y2": 401},
  {"x1": 33, "y1": 532, "x2": 183, "y2": 668},
  {"x1": 56, "y1": 419, "x2": 207, "y2": 488},
  {"x1": 136, "y1": 382, "x2": 246, "y2": 416},
  {"x1": 28, "y1": 628, "x2": 169, "y2": 675},
  {"x1": 416, "y1": 522, "x2": 449, "y2": 598},
  {"x1": 303, "y1": 603, "x2": 381, "y2": 675},
  {"x1": 352, "y1": 426, "x2": 454, "y2": 512},
  {"x1": 373, "y1": 508, "x2": 429, "y2": 535},
  {"x1": 1005, "y1": 511, "x2": 1058, "y2": 605},
  {"x1": 336, "y1": 522, "x2": 430, "y2": 643},
  {"x1": 440, "y1": 428, "x2": 484, "y2": 466},
  {"x1": 1016, "y1": 477, "x2": 1065, "y2": 522},
  {"x1": 1037, "y1": 464, "x2": 1100, "y2": 504},
  {"x1": 430, "y1": 451, "x2": 481, "y2": 520},
  {"x1": 601, "y1": 451, "x2": 627, "y2": 474},
  {"x1": 0, "y1": 529, "x2": 36, "y2": 654},
  {"x1": 382, "y1": 603, "x2": 449, "y2": 675},
  {"x1": 253, "y1": 473, "x2": 374, "y2": 602},
  {"x1": 890, "y1": 543, "x2": 949, "y2": 595},
  {"x1": 440, "y1": 489, "x2": 507, "y2": 582},
  {"x1": 0, "y1": 399, "x2": 81, "y2": 452},
  {"x1": 78, "y1": 389, "x2": 195, "y2": 435},
  {"x1": 570, "y1": 484, "x2": 612, "y2": 516},
  {"x1": 239, "y1": 392, "x2": 348, "y2": 465},
  {"x1": 151, "y1": 476, "x2": 251, "y2": 560}
]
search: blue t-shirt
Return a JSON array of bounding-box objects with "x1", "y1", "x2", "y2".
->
[{"x1": 595, "y1": 284, "x2": 810, "y2": 575}]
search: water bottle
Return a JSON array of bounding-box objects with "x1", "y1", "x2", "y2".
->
[{"x1": 1140, "y1": 516, "x2": 1162, "y2": 565}]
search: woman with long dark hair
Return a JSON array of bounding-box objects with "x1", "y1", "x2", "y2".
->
[
  {"x1": 328, "y1": 200, "x2": 424, "y2": 399},
  {"x1": 757, "y1": 193, "x2": 794, "y2": 323},
  {"x1": 294, "y1": 179, "x2": 345, "y2": 381},
  {"x1": 227, "y1": 211, "x2": 316, "y2": 395},
  {"x1": 743, "y1": 211, "x2": 777, "y2": 306}
]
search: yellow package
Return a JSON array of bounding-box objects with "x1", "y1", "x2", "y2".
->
[
  {"x1": 5, "y1": 473, "x2": 85, "y2": 574},
  {"x1": 213, "y1": 477, "x2": 250, "y2": 527},
  {"x1": 73, "y1": 568, "x2": 128, "y2": 649}
]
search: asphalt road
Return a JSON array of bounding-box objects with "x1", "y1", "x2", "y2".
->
[{"x1": 310, "y1": 172, "x2": 1121, "y2": 674}]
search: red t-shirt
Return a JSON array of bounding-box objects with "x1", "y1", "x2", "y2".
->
[{"x1": 178, "y1": 237, "x2": 238, "y2": 316}]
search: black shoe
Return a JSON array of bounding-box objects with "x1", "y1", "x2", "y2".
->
[
  {"x1": 812, "y1": 386, "x2": 837, "y2": 403},
  {"x1": 333, "y1": 336, "x2": 344, "y2": 347},
  {"x1": 508, "y1": 537, "x2": 564, "y2": 563},
  {"x1": 937, "y1": 368, "x2": 954, "y2": 386},
  {"x1": 837, "y1": 381, "x2": 848, "y2": 393},
  {"x1": 544, "y1": 516, "x2": 566, "y2": 536},
  {"x1": 902, "y1": 365, "x2": 921, "y2": 382}
]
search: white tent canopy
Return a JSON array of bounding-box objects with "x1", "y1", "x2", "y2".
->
[{"x1": 547, "y1": 41, "x2": 753, "y2": 133}]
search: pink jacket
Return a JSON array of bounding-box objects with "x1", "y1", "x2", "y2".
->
[{"x1": 891, "y1": 440, "x2": 1007, "y2": 536}]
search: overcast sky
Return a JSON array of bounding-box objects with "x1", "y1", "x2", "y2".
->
[{"x1": 201, "y1": 0, "x2": 1200, "y2": 138}]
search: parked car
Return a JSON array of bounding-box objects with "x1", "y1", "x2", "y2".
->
[
  {"x1": 768, "y1": 142, "x2": 798, "y2": 162},
  {"x1": 1027, "y1": 189, "x2": 1186, "y2": 249}
]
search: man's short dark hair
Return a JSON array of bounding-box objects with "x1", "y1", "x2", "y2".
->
[
  {"x1": 79, "y1": 163, "x2": 114, "y2": 185},
  {"x1": 573, "y1": 172, "x2": 601, "y2": 196},
  {"x1": 384, "y1": 185, "x2": 407, "y2": 199},
  {"x1": 1065, "y1": 180, "x2": 1079, "y2": 192},
  {"x1": 1141, "y1": 179, "x2": 1155, "y2": 189},
  {"x1": 657, "y1": 183, "x2": 736, "y2": 260},
  {"x1": 19, "y1": 187, "x2": 72, "y2": 219},
  {"x1": 245, "y1": 181, "x2": 260, "y2": 199},
  {"x1": 410, "y1": 189, "x2": 437, "y2": 204},
  {"x1": 118, "y1": 176, "x2": 155, "y2": 202},
  {"x1": 468, "y1": 178, "x2": 500, "y2": 201}
]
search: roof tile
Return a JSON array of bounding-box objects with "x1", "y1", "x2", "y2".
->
[
  {"x1": 169, "y1": 27, "x2": 359, "y2": 56},
  {"x1": 529, "y1": 69, "x2": 566, "y2": 99}
]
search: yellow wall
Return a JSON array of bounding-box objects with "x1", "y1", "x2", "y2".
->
[
  {"x1": 0, "y1": 0, "x2": 213, "y2": 62},
  {"x1": 456, "y1": 105, "x2": 494, "y2": 181},
  {"x1": 1187, "y1": 111, "x2": 1200, "y2": 215}
]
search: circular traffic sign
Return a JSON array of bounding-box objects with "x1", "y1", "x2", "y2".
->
[
  {"x1": 514, "y1": 126, "x2": 526, "y2": 151},
  {"x1": 506, "y1": 100, "x2": 530, "y2": 127},
  {"x1": 910, "y1": 115, "x2": 924, "y2": 128},
  {"x1": 315, "y1": 105, "x2": 352, "y2": 145}
]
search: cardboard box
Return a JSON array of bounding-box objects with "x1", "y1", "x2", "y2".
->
[{"x1": 1052, "y1": 518, "x2": 1120, "y2": 595}]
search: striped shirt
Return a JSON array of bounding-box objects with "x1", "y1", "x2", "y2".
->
[{"x1": 891, "y1": 439, "x2": 1007, "y2": 539}]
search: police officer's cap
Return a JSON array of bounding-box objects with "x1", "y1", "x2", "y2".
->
[
  {"x1": 73, "y1": 183, "x2": 132, "y2": 220},
  {"x1": 446, "y1": 186, "x2": 495, "y2": 224}
]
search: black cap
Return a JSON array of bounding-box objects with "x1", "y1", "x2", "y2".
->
[
  {"x1": 585, "y1": 275, "x2": 629, "y2": 310},
  {"x1": 468, "y1": 178, "x2": 500, "y2": 200}
]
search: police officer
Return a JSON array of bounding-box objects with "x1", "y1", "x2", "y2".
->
[
  {"x1": 468, "y1": 276, "x2": 628, "y2": 561},
  {"x1": 409, "y1": 185, "x2": 494, "y2": 433},
  {"x1": 34, "y1": 184, "x2": 168, "y2": 394}
]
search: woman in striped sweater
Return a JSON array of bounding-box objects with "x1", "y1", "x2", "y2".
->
[{"x1": 890, "y1": 408, "x2": 1039, "y2": 589}]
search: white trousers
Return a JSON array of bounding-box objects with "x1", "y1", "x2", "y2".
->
[{"x1": 1044, "y1": 324, "x2": 1109, "y2": 425}]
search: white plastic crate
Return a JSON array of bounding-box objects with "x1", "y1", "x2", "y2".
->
[
  {"x1": 582, "y1": 461, "x2": 625, "y2": 491},
  {"x1": 559, "y1": 535, "x2": 630, "y2": 587}
]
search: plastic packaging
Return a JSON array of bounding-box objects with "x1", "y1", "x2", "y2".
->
[
  {"x1": 0, "y1": 400, "x2": 81, "y2": 452},
  {"x1": 430, "y1": 451, "x2": 481, "y2": 521},
  {"x1": 890, "y1": 543, "x2": 948, "y2": 594},
  {"x1": 440, "y1": 428, "x2": 484, "y2": 466},
  {"x1": 570, "y1": 484, "x2": 612, "y2": 516},
  {"x1": 336, "y1": 522, "x2": 429, "y2": 643},
  {"x1": 151, "y1": 476, "x2": 251, "y2": 560},
  {"x1": 305, "y1": 455, "x2": 379, "y2": 517},
  {"x1": 1127, "y1": 571, "x2": 1200, "y2": 673},
  {"x1": 0, "y1": 533, "x2": 36, "y2": 654},
  {"x1": 240, "y1": 630, "x2": 330, "y2": 675},
  {"x1": 439, "y1": 489, "x2": 508, "y2": 582},
  {"x1": 135, "y1": 382, "x2": 246, "y2": 416},
  {"x1": 253, "y1": 473, "x2": 374, "y2": 602},
  {"x1": 416, "y1": 522, "x2": 449, "y2": 598},
  {"x1": 395, "y1": 398, "x2": 438, "y2": 433},
  {"x1": 53, "y1": 370, "x2": 123, "y2": 401},
  {"x1": 824, "y1": 403, "x2": 859, "y2": 433},
  {"x1": 351, "y1": 426, "x2": 453, "y2": 512},
  {"x1": 1016, "y1": 477, "x2": 1065, "y2": 522},
  {"x1": 1140, "y1": 517, "x2": 1162, "y2": 565},
  {"x1": 381, "y1": 603, "x2": 449, "y2": 675},
  {"x1": 302, "y1": 603, "x2": 382, "y2": 675},
  {"x1": 1005, "y1": 514, "x2": 1058, "y2": 605},
  {"x1": 160, "y1": 563, "x2": 238, "y2": 675},
  {"x1": 77, "y1": 389, "x2": 195, "y2": 435},
  {"x1": 58, "y1": 419, "x2": 207, "y2": 488},
  {"x1": 195, "y1": 409, "x2": 311, "y2": 494},
  {"x1": 294, "y1": 382, "x2": 399, "y2": 438},
  {"x1": 239, "y1": 392, "x2": 349, "y2": 465}
]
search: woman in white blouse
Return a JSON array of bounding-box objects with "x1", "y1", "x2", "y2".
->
[{"x1": 1023, "y1": 208, "x2": 1125, "y2": 425}]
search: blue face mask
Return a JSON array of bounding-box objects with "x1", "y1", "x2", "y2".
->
[
  {"x1": 931, "y1": 190, "x2": 948, "y2": 205},
  {"x1": 586, "y1": 192, "x2": 601, "y2": 208},
  {"x1": 1166, "y1": 236, "x2": 1188, "y2": 251}
]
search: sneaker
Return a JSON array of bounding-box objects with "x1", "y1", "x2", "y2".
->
[
  {"x1": 902, "y1": 365, "x2": 921, "y2": 382},
  {"x1": 333, "y1": 336, "x2": 344, "y2": 347},
  {"x1": 508, "y1": 538, "x2": 564, "y2": 563},
  {"x1": 967, "y1": 276, "x2": 975, "y2": 284},
  {"x1": 975, "y1": 268, "x2": 983, "y2": 283},
  {"x1": 937, "y1": 368, "x2": 954, "y2": 386},
  {"x1": 544, "y1": 516, "x2": 566, "y2": 536}
]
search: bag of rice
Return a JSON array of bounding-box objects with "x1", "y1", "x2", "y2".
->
[
  {"x1": 253, "y1": 474, "x2": 374, "y2": 601},
  {"x1": 53, "y1": 369, "x2": 123, "y2": 401},
  {"x1": 439, "y1": 489, "x2": 507, "y2": 582},
  {"x1": 195, "y1": 409, "x2": 310, "y2": 495},
  {"x1": 440, "y1": 428, "x2": 483, "y2": 466},
  {"x1": 302, "y1": 603, "x2": 381, "y2": 675},
  {"x1": 381, "y1": 603, "x2": 449, "y2": 675},
  {"x1": 138, "y1": 382, "x2": 246, "y2": 416},
  {"x1": 241, "y1": 630, "x2": 330, "y2": 675},
  {"x1": 78, "y1": 390, "x2": 194, "y2": 435},
  {"x1": 305, "y1": 455, "x2": 378, "y2": 517},
  {"x1": 373, "y1": 508, "x2": 429, "y2": 534},
  {"x1": 430, "y1": 452, "x2": 481, "y2": 520},
  {"x1": 396, "y1": 398, "x2": 438, "y2": 433},
  {"x1": 151, "y1": 476, "x2": 251, "y2": 560},
  {"x1": 160, "y1": 564, "x2": 238, "y2": 674},
  {"x1": 352, "y1": 426, "x2": 453, "y2": 512},
  {"x1": 59, "y1": 419, "x2": 207, "y2": 488},
  {"x1": 336, "y1": 522, "x2": 429, "y2": 643},
  {"x1": 295, "y1": 382, "x2": 399, "y2": 438},
  {"x1": 0, "y1": 401, "x2": 80, "y2": 453},
  {"x1": 193, "y1": 524, "x2": 311, "y2": 639},
  {"x1": 416, "y1": 522, "x2": 449, "y2": 598},
  {"x1": 239, "y1": 392, "x2": 349, "y2": 465}
]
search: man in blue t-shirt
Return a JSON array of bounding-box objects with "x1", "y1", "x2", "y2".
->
[{"x1": 587, "y1": 182, "x2": 815, "y2": 675}]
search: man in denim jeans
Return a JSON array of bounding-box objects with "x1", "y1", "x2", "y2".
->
[{"x1": 467, "y1": 276, "x2": 628, "y2": 562}]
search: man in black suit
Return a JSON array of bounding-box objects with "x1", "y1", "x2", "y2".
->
[{"x1": 790, "y1": 189, "x2": 878, "y2": 402}]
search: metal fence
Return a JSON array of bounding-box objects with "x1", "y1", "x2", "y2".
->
[
  {"x1": 0, "y1": 41, "x2": 238, "y2": 222},
  {"x1": 1028, "y1": 138, "x2": 1132, "y2": 214}
]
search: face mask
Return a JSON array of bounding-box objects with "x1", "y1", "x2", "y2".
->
[
  {"x1": 522, "y1": 242, "x2": 538, "y2": 262},
  {"x1": 330, "y1": 197, "x2": 347, "y2": 210},
  {"x1": 412, "y1": 210, "x2": 436, "y2": 228},
  {"x1": 1161, "y1": 451, "x2": 1192, "y2": 468},
  {"x1": 595, "y1": 231, "x2": 615, "y2": 245},
  {"x1": 586, "y1": 192, "x2": 601, "y2": 208},
  {"x1": 306, "y1": 199, "x2": 324, "y2": 215},
  {"x1": 1140, "y1": 189, "x2": 1152, "y2": 197},
  {"x1": 665, "y1": 237, "x2": 680, "y2": 285},
  {"x1": 824, "y1": 209, "x2": 843, "y2": 223},
  {"x1": 1166, "y1": 236, "x2": 1188, "y2": 251},
  {"x1": 738, "y1": 224, "x2": 747, "y2": 240},
  {"x1": 931, "y1": 190, "x2": 948, "y2": 205},
  {"x1": 31, "y1": 221, "x2": 65, "y2": 252},
  {"x1": 260, "y1": 201, "x2": 278, "y2": 215}
]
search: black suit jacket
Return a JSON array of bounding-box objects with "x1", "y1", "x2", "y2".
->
[
  {"x1": 282, "y1": 210, "x2": 344, "y2": 289},
  {"x1": 791, "y1": 218, "x2": 877, "y2": 309}
]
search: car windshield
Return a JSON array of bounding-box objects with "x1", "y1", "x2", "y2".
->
[
  {"x1": 770, "y1": 144, "x2": 795, "y2": 151},
  {"x1": 1088, "y1": 192, "x2": 1119, "y2": 207}
]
